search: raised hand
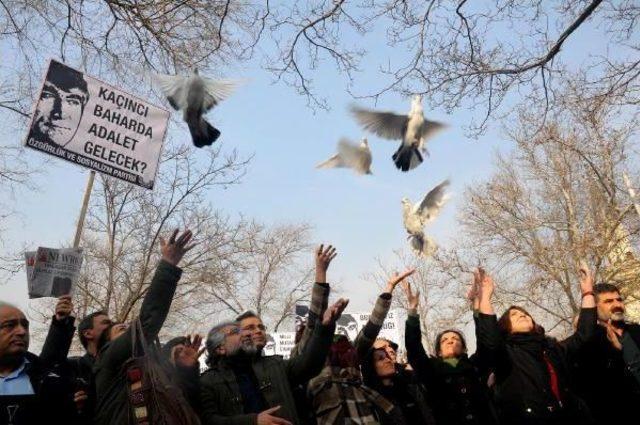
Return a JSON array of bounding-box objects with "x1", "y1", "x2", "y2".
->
[
  {"x1": 477, "y1": 267, "x2": 495, "y2": 315},
  {"x1": 467, "y1": 269, "x2": 481, "y2": 301},
  {"x1": 160, "y1": 229, "x2": 196, "y2": 266},
  {"x1": 55, "y1": 295, "x2": 73, "y2": 321},
  {"x1": 402, "y1": 281, "x2": 420, "y2": 312},
  {"x1": 385, "y1": 268, "x2": 416, "y2": 294},
  {"x1": 322, "y1": 298, "x2": 350, "y2": 326},
  {"x1": 257, "y1": 406, "x2": 293, "y2": 425},
  {"x1": 578, "y1": 261, "x2": 596, "y2": 308},
  {"x1": 315, "y1": 244, "x2": 337, "y2": 283},
  {"x1": 605, "y1": 319, "x2": 623, "y2": 351},
  {"x1": 174, "y1": 334, "x2": 205, "y2": 368},
  {"x1": 578, "y1": 261, "x2": 594, "y2": 294}
]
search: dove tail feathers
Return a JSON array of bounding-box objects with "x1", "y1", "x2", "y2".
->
[
  {"x1": 187, "y1": 117, "x2": 221, "y2": 148},
  {"x1": 393, "y1": 144, "x2": 423, "y2": 172}
]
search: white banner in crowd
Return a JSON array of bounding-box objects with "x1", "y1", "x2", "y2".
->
[
  {"x1": 24, "y1": 59, "x2": 169, "y2": 189},
  {"x1": 284, "y1": 305, "x2": 408, "y2": 359},
  {"x1": 25, "y1": 247, "x2": 83, "y2": 298}
]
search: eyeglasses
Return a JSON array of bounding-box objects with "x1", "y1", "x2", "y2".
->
[
  {"x1": 224, "y1": 327, "x2": 241, "y2": 336},
  {"x1": 242, "y1": 324, "x2": 266, "y2": 332}
]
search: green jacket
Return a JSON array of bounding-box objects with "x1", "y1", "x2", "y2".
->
[
  {"x1": 93, "y1": 259, "x2": 182, "y2": 425},
  {"x1": 200, "y1": 323, "x2": 334, "y2": 425}
]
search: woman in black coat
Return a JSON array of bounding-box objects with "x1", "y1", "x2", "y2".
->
[
  {"x1": 403, "y1": 279, "x2": 497, "y2": 425},
  {"x1": 475, "y1": 266, "x2": 596, "y2": 425}
]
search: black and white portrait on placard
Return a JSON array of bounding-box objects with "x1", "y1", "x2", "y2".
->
[{"x1": 29, "y1": 61, "x2": 89, "y2": 148}]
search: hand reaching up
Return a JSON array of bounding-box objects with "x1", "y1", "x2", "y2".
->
[
  {"x1": 385, "y1": 268, "x2": 416, "y2": 294},
  {"x1": 174, "y1": 334, "x2": 205, "y2": 368},
  {"x1": 55, "y1": 295, "x2": 74, "y2": 321},
  {"x1": 161, "y1": 229, "x2": 196, "y2": 266},
  {"x1": 402, "y1": 281, "x2": 420, "y2": 312},
  {"x1": 315, "y1": 244, "x2": 337, "y2": 283},
  {"x1": 322, "y1": 298, "x2": 349, "y2": 326}
]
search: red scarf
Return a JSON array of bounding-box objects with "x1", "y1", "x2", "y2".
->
[{"x1": 543, "y1": 352, "x2": 562, "y2": 403}]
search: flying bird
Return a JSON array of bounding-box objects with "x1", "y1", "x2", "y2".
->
[
  {"x1": 155, "y1": 69, "x2": 239, "y2": 148},
  {"x1": 351, "y1": 95, "x2": 446, "y2": 172},
  {"x1": 402, "y1": 179, "x2": 451, "y2": 257},
  {"x1": 316, "y1": 137, "x2": 372, "y2": 175}
]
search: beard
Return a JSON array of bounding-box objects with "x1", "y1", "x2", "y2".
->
[
  {"x1": 241, "y1": 340, "x2": 259, "y2": 356},
  {"x1": 610, "y1": 310, "x2": 625, "y2": 322}
]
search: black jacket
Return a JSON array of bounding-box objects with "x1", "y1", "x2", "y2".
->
[
  {"x1": 571, "y1": 322, "x2": 640, "y2": 425},
  {"x1": 0, "y1": 352, "x2": 79, "y2": 425},
  {"x1": 93, "y1": 259, "x2": 182, "y2": 425},
  {"x1": 199, "y1": 323, "x2": 334, "y2": 425},
  {"x1": 476, "y1": 308, "x2": 596, "y2": 425},
  {"x1": 405, "y1": 313, "x2": 497, "y2": 425}
]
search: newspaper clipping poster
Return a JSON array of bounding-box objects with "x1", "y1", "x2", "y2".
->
[
  {"x1": 25, "y1": 247, "x2": 83, "y2": 298},
  {"x1": 24, "y1": 59, "x2": 169, "y2": 189}
]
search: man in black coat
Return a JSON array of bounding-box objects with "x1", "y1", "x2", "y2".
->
[
  {"x1": 571, "y1": 282, "x2": 640, "y2": 425},
  {"x1": 0, "y1": 301, "x2": 78, "y2": 424},
  {"x1": 199, "y1": 297, "x2": 348, "y2": 425}
]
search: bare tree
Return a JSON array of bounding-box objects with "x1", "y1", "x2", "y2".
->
[
  {"x1": 196, "y1": 221, "x2": 315, "y2": 332},
  {"x1": 72, "y1": 143, "x2": 250, "y2": 326},
  {"x1": 266, "y1": 1, "x2": 639, "y2": 134},
  {"x1": 456, "y1": 89, "x2": 640, "y2": 335},
  {"x1": 366, "y1": 249, "x2": 470, "y2": 354}
]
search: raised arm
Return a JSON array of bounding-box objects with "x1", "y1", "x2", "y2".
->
[
  {"x1": 290, "y1": 244, "x2": 334, "y2": 358},
  {"x1": 403, "y1": 281, "x2": 437, "y2": 384},
  {"x1": 561, "y1": 263, "x2": 596, "y2": 355},
  {"x1": 474, "y1": 268, "x2": 508, "y2": 373},
  {"x1": 355, "y1": 269, "x2": 415, "y2": 360},
  {"x1": 101, "y1": 229, "x2": 194, "y2": 370},
  {"x1": 40, "y1": 295, "x2": 76, "y2": 367},
  {"x1": 286, "y1": 298, "x2": 349, "y2": 384}
]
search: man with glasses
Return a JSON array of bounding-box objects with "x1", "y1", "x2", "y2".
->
[
  {"x1": 0, "y1": 302, "x2": 78, "y2": 424},
  {"x1": 200, "y1": 299, "x2": 349, "y2": 425},
  {"x1": 236, "y1": 311, "x2": 268, "y2": 354}
]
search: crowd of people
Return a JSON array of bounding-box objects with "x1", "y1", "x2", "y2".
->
[{"x1": 1, "y1": 229, "x2": 640, "y2": 425}]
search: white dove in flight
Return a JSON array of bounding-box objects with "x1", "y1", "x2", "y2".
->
[
  {"x1": 316, "y1": 137, "x2": 372, "y2": 175},
  {"x1": 351, "y1": 95, "x2": 446, "y2": 172},
  {"x1": 155, "y1": 69, "x2": 239, "y2": 148},
  {"x1": 402, "y1": 179, "x2": 451, "y2": 257}
]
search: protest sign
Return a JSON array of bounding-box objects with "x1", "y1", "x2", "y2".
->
[
  {"x1": 294, "y1": 306, "x2": 408, "y2": 359},
  {"x1": 263, "y1": 332, "x2": 297, "y2": 359},
  {"x1": 25, "y1": 247, "x2": 83, "y2": 298},
  {"x1": 24, "y1": 59, "x2": 169, "y2": 189}
]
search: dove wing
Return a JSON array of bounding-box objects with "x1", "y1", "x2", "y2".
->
[
  {"x1": 351, "y1": 107, "x2": 408, "y2": 141},
  {"x1": 419, "y1": 119, "x2": 447, "y2": 140},
  {"x1": 416, "y1": 179, "x2": 450, "y2": 224},
  {"x1": 155, "y1": 73, "x2": 189, "y2": 110},
  {"x1": 316, "y1": 154, "x2": 344, "y2": 169},
  {"x1": 200, "y1": 78, "x2": 241, "y2": 111}
]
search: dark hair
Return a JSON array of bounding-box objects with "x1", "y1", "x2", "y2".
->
[
  {"x1": 78, "y1": 311, "x2": 108, "y2": 349},
  {"x1": 594, "y1": 282, "x2": 621, "y2": 299},
  {"x1": 434, "y1": 329, "x2": 467, "y2": 357},
  {"x1": 161, "y1": 336, "x2": 188, "y2": 360},
  {"x1": 96, "y1": 322, "x2": 117, "y2": 354},
  {"x1": 235, "y1": 310, "x2": 260, "y2": 322},
  {"x1": 497, "y1": 306, "x2": 545, "y2": 335},
  {"x1": 47, "y1": 60, "x2": 88, "y2": 96}
]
